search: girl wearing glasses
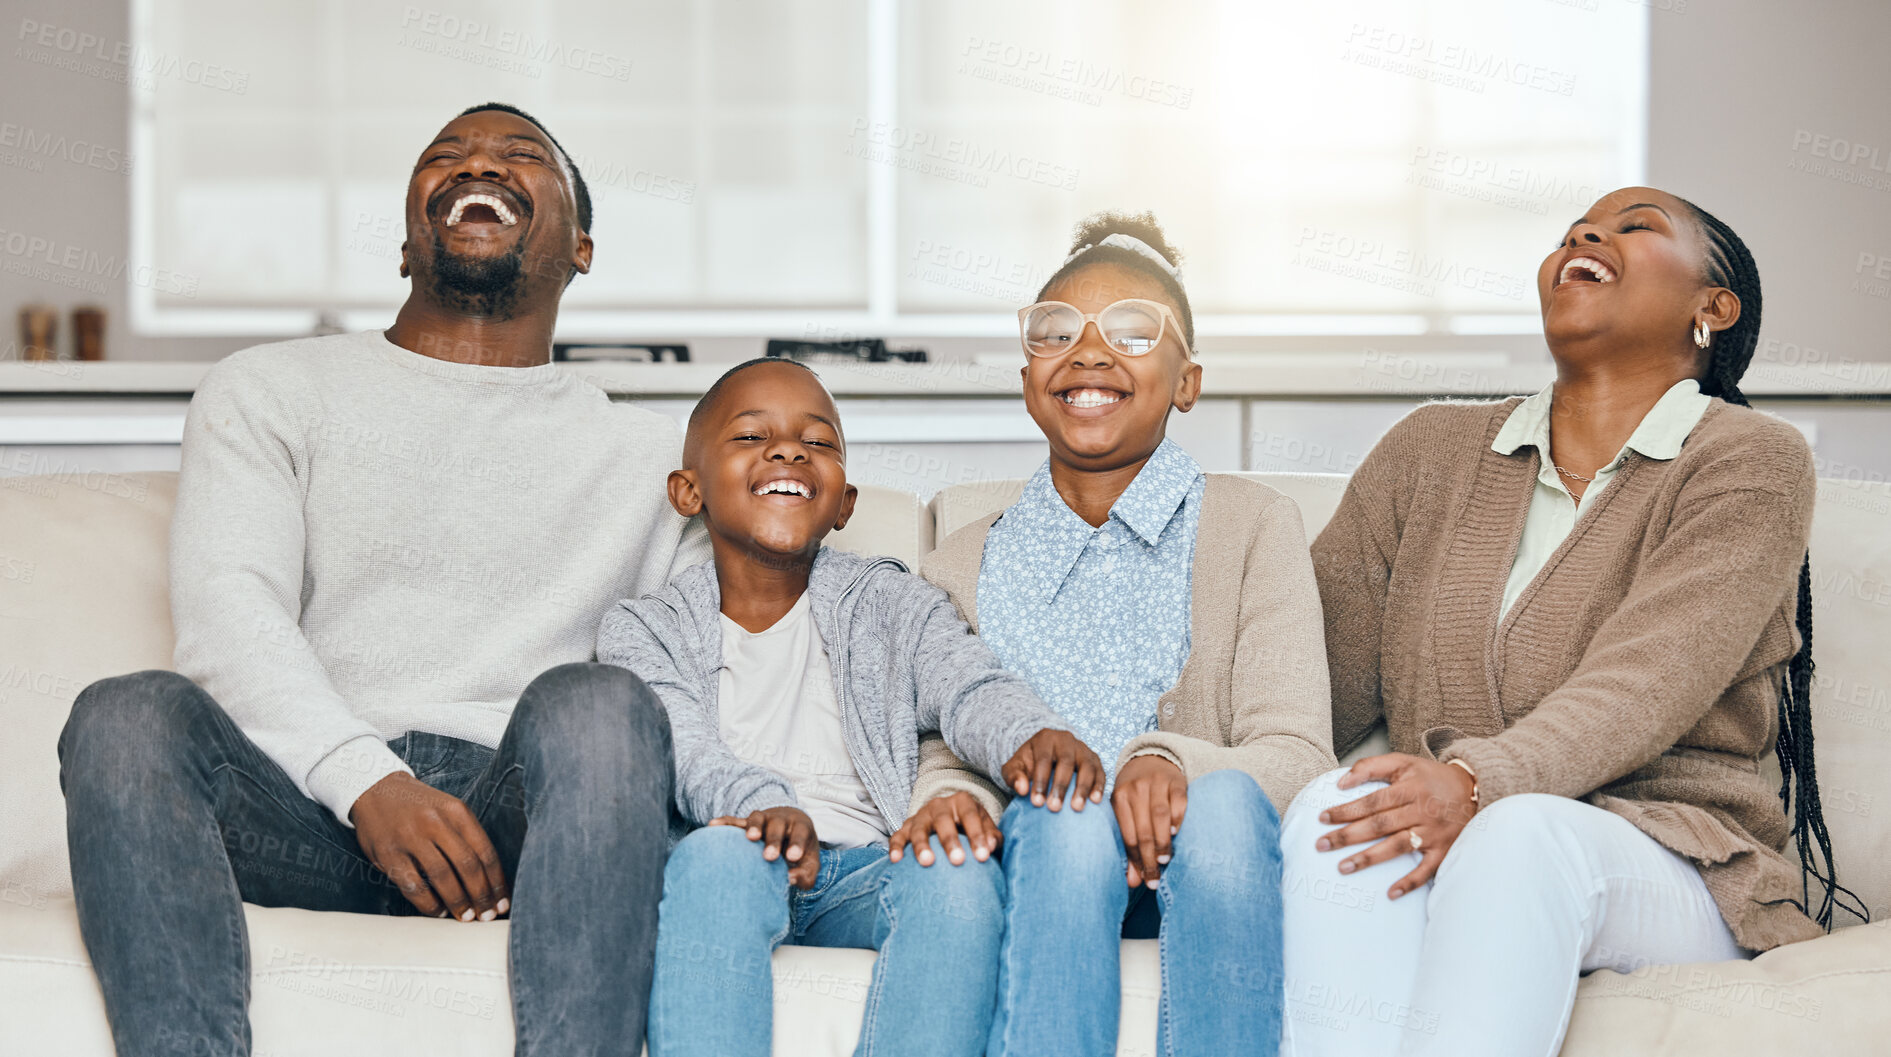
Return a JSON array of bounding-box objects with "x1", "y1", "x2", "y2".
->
[{"x1": 887, "y1": 212, "x2": 1336, "y2": 1057}]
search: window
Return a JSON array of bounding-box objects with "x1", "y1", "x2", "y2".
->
[{"x1": 133, "y1": 0, "x2": 1646, "y2": 339}]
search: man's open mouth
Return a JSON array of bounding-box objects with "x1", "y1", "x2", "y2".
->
[
  {"x1": 1555, "y1": 256, "x2": 1616, "y2": 287},
  {"x1": 1058, "y1": 387, "x2": 1126, "y2": 409},
  {"x1": 445, "y1": 193, "x2": 518, "y2": 228},
  {"x1": 432, "y1": 183, "x2": 528, "y2": 232}
]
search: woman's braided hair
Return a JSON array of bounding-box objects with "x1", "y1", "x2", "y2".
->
[{"x1": 1680, "y1": 197, "x2": 1867, "y2": 929}]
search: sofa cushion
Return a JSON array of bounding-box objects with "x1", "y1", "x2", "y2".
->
[
  {"x1": 0, "y1": 900, "x2": 1164, "y2": 1057},
  {"x1": 7, "y1": 897, "x2": 1884, "y2": 1056},
  {"x1": 1560, "y1": 920, "x2": 1891, "y2": 1054},
  {"x1": 0, "y1": 471, "x2": 176, "y2": 901},
  {"x1": 827, "y1": 483, "x2": 932, "y2": 571}
]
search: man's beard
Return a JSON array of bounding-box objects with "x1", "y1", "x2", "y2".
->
[{"x1": 426, "y1": 231, "x2": 526, "y2": 318}]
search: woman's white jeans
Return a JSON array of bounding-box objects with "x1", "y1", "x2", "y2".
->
[{"x1": 1280, "y1": 768, "x2": 1744, "y2": 1057}]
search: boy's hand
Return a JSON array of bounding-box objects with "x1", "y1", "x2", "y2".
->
[
  {"x1": 1112, "y1": 754, "x2": 1188, "y2": 889},
  {"x1": 711, "y1": 807, "x2": 820, "y2": 889},
  {"x1": 888, "y1": 791, "x2": 1000, "y2": 867},
  {"x1": 351, "y1": 772, "x2": 510, "y2": 922},
  {"x1": 1002, "y1": 728, "x2": 1104, "y2": 812}
]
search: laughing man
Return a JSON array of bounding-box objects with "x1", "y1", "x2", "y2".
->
[{"x1": 57, "y1": 103, "x2": 704, "y2": 1057}]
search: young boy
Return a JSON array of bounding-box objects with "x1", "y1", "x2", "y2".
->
[{"x1": 597, "y1": 357, "x2": 1101, "y2": 1057}]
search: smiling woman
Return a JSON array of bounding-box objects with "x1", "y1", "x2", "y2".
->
[{"x1": 1282, "y1": 187, "x2": 1866, "y2": 1057}]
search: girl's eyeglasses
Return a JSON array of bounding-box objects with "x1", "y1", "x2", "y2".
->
[{"x1": 1017, "y1": 298, "x2": 1188, "y2": 359}]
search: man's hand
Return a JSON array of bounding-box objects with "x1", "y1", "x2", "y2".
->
[
  {"x1": 888, "y1": 790, "x2": 1001, "y2": 867},
  {"x1": 351, "y1": 772, "x2": 509, "y2": 922},
  {"x1": 1316, "y1": 753, "x2": 1479, "y2": 899},
  {"x1": 1112, "y1": 754, "x2": 1188, "y2": 889},
  {"x1": 710, "y1": 806, "x2": 820, "y2": 889},
  {"x1": 1002, "y1": 728, "x2": 1104, "y2": 812}
]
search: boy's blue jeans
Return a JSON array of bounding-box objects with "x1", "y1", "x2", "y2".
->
[
  {"x1": 648, "y1": 825, "x2": 1005, "y2": 1057},
  {"x1": 991, "y1": 768, "x2": 1285, "y2": 1057}
]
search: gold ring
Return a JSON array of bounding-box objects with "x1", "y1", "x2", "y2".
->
[{"x1": 1408, "y1": 830, "x2": 1423, "y2": 852}]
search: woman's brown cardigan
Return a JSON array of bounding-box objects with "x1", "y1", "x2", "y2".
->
[{"x1": 1311, "y1": 396, "x2": 1823, "y2": 950}]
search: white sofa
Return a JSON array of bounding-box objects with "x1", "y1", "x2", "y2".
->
[{"x1": 2, "y1": 468, "x2": 1887, "y2": 1056}]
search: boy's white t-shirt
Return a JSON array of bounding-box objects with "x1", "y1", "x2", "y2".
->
[{"x1": 717, "y1": 593, "x2": 890, "y2": 848}]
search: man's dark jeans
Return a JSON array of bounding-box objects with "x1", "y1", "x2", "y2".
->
[{"x1": 56, "y1": 662, "x2": 673, "y2": 1057}]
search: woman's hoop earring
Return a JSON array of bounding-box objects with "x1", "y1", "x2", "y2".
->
[{"x1": 1694, "y1": 319, "x2": 1712, "y2": 350}]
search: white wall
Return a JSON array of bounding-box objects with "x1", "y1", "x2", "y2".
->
[
  {"x1": 1646, "y1": 0, "x2": 1891, "y2": 370},
  {"x1": 1, "y1": 0, "x2": 239, "y2": 360},
  {"x1": 2, "y1": 0, "x2": 1888, "y2": 366}
]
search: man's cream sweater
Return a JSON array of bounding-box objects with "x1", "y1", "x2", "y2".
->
[{"x1": 170, "y1": 331, "x2": 707, "y2": 824}]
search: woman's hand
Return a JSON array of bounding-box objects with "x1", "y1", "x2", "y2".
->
[
  {"x1": 710, "y1": 806, "x2": 821, "y2": 889},
  {"x1": 1112, "y1": 754, "x2": 1189, "y2": 888},
  {"x1": 887, "y1": 791, "x2": 1001, "y2": 867},
  {"x1": 1003, "y1": 727, "x2": 1105, "y2": 812},
  {"x1": 1316, "y1": 753, "x2": 1478, "y2": 899}
]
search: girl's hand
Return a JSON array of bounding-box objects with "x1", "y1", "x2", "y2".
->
[
  {"x1": 1316, "y1": 753, "x2": 1477, "y2": 899},
  {"x1": 711, "y1": 807, "x2": 820, "y2": 889},
  {"x1": 1003, "y1": 728, "x2": 1105, "y2": 812},
  {"x1": 1112, "y1": 754, "x2": 1189, "y2": 888},
  {"x1": 887, "y1": 791, "x2": 1001, "y2": 867}
]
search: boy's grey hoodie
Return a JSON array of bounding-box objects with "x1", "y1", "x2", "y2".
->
[{"x1": 596, "y1": 546, "x2": 1065, "y2": 835}]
